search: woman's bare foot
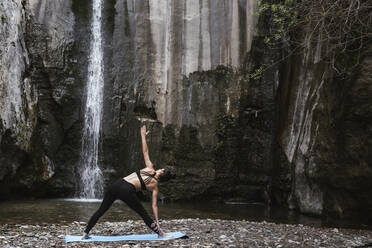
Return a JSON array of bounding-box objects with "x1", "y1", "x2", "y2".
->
[{"x1": 81, "y1": 233, "x2": 90, "y2": 240}]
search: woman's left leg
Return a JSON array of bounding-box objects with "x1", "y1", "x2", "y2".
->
[{"x1": 84, "y1": 189, "x2": 116, "y2": 234}]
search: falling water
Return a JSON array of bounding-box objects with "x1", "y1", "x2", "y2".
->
[{"x1": 79, "y1": 0, "x2": 104, "y2": 199}]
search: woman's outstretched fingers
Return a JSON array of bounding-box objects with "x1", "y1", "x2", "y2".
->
[
  {"x1": 159, "y1": 232, "x2": 174, "y2": 239},
  {"x1": 141, "y1": 125, "x2": 147, "y2": 136}
]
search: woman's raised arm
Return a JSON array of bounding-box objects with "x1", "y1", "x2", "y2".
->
[{"x1": 141, "y1": 125, "x2": 154, "y2": 169}]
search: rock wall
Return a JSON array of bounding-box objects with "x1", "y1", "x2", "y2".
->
[
  {"x1": 101, "y1": 0, "x2": 261, "y2": 201},
  {"x1": 0, "y1": 0, "x2": 36, "y2": 198},
  {"x1": 333, "y1": 47, "x2": 372, "y2": 220},
  {"x1": 0, "y1": 0, "x2": 262, "y2": 201},
  {"x1": 0, "y1": 0, "x2": 31, "y2": 142},
  {"x1": 273, "y1": 28, "x2": 372, "y2": 220},
  {"x1": 0, "y1": 0, "x2": 371, "y2": 222},
  {"x1": 0, "y1": 0, "x2": 83, "y2": 197}
]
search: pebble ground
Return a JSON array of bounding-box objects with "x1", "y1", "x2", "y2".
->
[{"x1": 1, "y1": 219, "x2": 372, "y2": 247}]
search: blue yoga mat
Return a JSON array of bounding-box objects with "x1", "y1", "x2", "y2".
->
[{"x1": 65, "y1": 232, "x2": 187, "y2": 243}]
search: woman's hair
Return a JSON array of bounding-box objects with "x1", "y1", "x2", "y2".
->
[{"x1": 159, "y1": 168, "x2": 173, "y2": 182}]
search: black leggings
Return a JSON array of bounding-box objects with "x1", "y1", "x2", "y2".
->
[{"x1": 84, "y1": 179, "x2": 160, "y2": 235}]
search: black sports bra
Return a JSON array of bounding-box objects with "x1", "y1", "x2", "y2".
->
[{"x1": 136, "y1": 170, "x2": 158, "y2": 191}]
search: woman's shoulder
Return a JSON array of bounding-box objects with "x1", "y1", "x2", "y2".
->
[{"x1": 140, "y1": 167, "x2": 155, "y2": 174}]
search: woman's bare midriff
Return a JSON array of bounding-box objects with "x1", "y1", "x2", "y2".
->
[{"x1": 123, "y1": 168, "x2": 158, "y2": 192}]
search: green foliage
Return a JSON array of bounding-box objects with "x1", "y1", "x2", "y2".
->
[
  {"x1": 1, "y1": 14, "x2": 7, "y2": 22},
  {"x1": 264, "y1": 36, "x2": 271, "y2": 44},
  {"x1": 249, "y1": 66, "x2": 264, "y2": 80},
  {"x1": 258, "y1": 0, "x2": 299, "y2": 44}
]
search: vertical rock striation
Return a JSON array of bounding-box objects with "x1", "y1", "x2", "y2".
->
[
  {"x1": 145, "y1": 0, "x2": 258, "y2": 126},
  {"x1": 277, "y1": 38, "x2": 329, "y2": 215},
  {"x1": 101, "y1": 0, "x2": 260, "y2": 201},
  {"x1": 0, "y1": 0, "x2": 36, "y2": 197},
  {"x1": 27, "y1": 0, "x2": 79, "y2": 196},
  {"x1": 274, "y1": 24, "x2": 372, "y2": 220},
  {"x1": 0, "y1": 0, "x2": 33, "y2": 149},
  {"x1": 0, "y1": 0, "x2": 82, "y2": 197}
]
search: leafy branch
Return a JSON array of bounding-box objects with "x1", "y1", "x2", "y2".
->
[{"x1": 257, "y1": 0, "x2": 372, "y2": 77}]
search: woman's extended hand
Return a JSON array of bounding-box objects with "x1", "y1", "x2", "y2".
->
[
  {"x1": 158, "y1": 231, "x2": 173, "y2": 239},
  {"x1": 141, "y1": 125, "x2": 150, "y2": 136}
]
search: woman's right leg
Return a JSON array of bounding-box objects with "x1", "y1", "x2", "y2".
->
[
  {"x1": 84, "y1": 189, "x2": 116, "y2": 234},
  {"x1": 123, "y1": 194, "x2": 161, "y2": 234}
]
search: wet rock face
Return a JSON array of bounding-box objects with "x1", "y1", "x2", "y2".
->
[
  {"x1": 323, "y1": 47, "x2": 372, "y2": 220},
  {"x1": 0, "y1": 0, "x2": 262, "y2": 201},
  {"x1": 0, "y1": 0, "x2": 36, "y2": 197},
  {"x1": 0, "y1": 0, "x2": 84, "y2": 197},
  {"x1": 103, "y1": 0, "x2": 258, "y2": 129},
  {"x1": 0, "y1": 0, "x2": 31, "y2": 141},
  {"x1": 275, "y1": 37, "x2": 372, "y2": 219},
  {"x1": 100, "y1": 0, "x2": 262, "y2": 201},
  {"x1": 276, "y1": 47, "x2": 330, "y2": 215}
]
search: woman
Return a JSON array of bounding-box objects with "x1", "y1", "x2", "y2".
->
[{"x1": 82, "y1": 125, "x2": 172, "y2": 239}]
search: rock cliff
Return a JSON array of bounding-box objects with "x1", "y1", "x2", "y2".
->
[{"x1": 0, "y1": 0, "x2": 370, "y2": 222}]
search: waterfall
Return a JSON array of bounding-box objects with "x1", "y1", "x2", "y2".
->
[{"x1": 79, "y1": 0, "x2": 104, "y2": 199}]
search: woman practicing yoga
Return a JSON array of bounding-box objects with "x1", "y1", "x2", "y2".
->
[{"x1": 83, "y1": 125, "x2": 172, "y2": 239}]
